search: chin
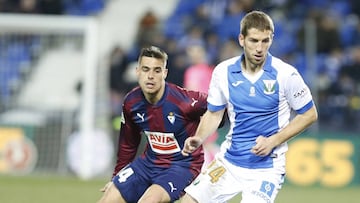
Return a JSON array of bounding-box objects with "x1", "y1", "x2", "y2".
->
[{"x1": 144, "y1": 88, "x2": 157, "y2": 94}]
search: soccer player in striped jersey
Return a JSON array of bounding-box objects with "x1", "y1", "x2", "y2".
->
[
  {"x1": 181, "y1": 11, "x2": 318, "y2": 203},
  {"x1": 97, "y1": 46, "x2": 208, "y2": 203}
]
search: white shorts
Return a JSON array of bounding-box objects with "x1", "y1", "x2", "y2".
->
[{"x1": 184, "y1": 154, "x2": 286, "y2": 203}]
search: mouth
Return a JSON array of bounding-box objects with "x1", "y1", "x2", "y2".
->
[
  {"x1": 254, "y1": 54, "x2": 263, "y2": 61},
  {"x1": 145, "y1": 82, "x2": 155, "y2": 89}
]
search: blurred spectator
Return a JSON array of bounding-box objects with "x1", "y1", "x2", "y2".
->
[
  {"x1": 215, "y1": 0, "x2": 253, "y2": 42},
  {"x1": 216, "y1": 39, "x2": 242, "y2": 63},
  {"x1": 15, "y1": 0, "x2": 39, "y2": 14},
  {"x1": 177, "y1": 25, "x2": 206, "y2": 51},
  {"x1": 341, "y1": 46, "x2": 360, "y2": 82},
  {"x1": 320, "y1": 46, "x2": 360, "y2": 130},
  {"x1": 0, "y1": 0, "x2": 12, "y2": 12},
  {"x1": 162, "y1": 38, "x2": 186, "y2": 86},
  {"x1": 183, "y1": 44, "x2": 213, "y2": 93},
  {"x1": 297, "y1": 9, "x2": 342, "y2": 54},
  {"x1": 108, "y1": 45, "x2": 133, "y2": 117},
  {"x1": 350, "y1": 0, "x2": 360, "y2": 17},
  {"x1": 185, "y1": 3, "x2": 213, "y2": 35},
  {"x1": 38, "y1": 0, "x2": 64, "y2": 15},
  {"x1": 205, "y1": 0, "x2": 229, "y2": 26},
  {"x1": 204, "y1": 31, "x2": 221, "y2": 65},
  {"x1": 339, "y1": 46, "x2": 360, "y2": 117},
  {"x1": 135, "y1": 9, "x2": 163, "y2": 49},
  {"x1": 63, "y1": 0, "x2": 105, "y2": 15}
]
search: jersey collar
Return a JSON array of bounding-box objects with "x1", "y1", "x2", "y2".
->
[{"x1": 230, "y1": 53, "x2": 273, "y2": 73}]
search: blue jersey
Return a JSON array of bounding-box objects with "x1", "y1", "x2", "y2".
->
[
  {"x1": 113, "y1": 82, "x2": 207, "y2": 177},
  {"x1": 208, "y1": 53, "x2": 314, "y2": 169}
]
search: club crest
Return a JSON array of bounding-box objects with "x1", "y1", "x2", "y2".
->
[
  {"x1": 263, "y1": 80, "x2": 276, "y2": 95},
  {"x1": 167, "y1": 112, "x2": 175, "y2": 124}
]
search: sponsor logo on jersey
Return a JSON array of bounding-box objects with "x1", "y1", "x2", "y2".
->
[
  {"x1": 263, "y1": 80, "x2": 276, "y2": 95},
  {"x1": 191, "y1": 98, "x2": 198, "y2": 107},
  {"x1": 232, "y1": 80, "x2": 244, "y2": 87},
  {"x1": 136, "y1": 112, "x2": 145, "y2": 122},
  {"x1": 293, "y1": 87, "x2": 308, "y2": 98},
  {"x1": 291, "y1": 71, "x2": 298, "y2": 76},
  {"x1": 144, "y1": 131, "x2": 180, "y2": 154},
  {"x1": 167, "y1": 112, "x2": 175, "y2": 124}
]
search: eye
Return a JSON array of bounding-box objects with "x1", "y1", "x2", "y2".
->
[
  {"x1": 262, "y1": 38, "x2": 270, "y2": 43},
  {"x1": 154, "y1": 67, "x2": 162, "y2": 73},
  {"x1": 142, "y1": 66, "x2": 150, "y2": 72}
]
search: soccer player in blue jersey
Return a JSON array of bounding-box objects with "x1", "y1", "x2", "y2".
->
[
  {"x1": 181, "y1": 11, "x2": 318, "y2": 203},
  {"x1": 97, "y1": 46, "x2": 208, "y2": 203}
]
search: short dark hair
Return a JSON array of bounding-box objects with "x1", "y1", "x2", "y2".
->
[
  {"x1": 138, "y1": 46, "x2": 168, "y2": 66},
  {"x1": 240, "y1": 11, "x2": 274, "y2": 37}
]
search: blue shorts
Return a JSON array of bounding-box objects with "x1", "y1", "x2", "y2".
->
[{"x1": 112, "y1": 159, "x2": 198, "y2": 202}]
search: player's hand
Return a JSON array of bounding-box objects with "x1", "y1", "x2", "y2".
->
[
  {"x1": 181, "y1": 136, "x2": 203, "y2": 156},
  {"x1": 99, "y1": 181, "x2": 112, "y2": 193},
  {"x1": 251, "y1": 135, "x2": 276, "y2": 156}
]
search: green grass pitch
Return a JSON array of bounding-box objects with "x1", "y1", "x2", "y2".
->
[{"x1": 0, "y1": 174, "x2": 359, "y2": 203}]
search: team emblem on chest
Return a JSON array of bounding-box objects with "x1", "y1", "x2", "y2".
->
[
  {"x1": 263, "y1": 80, "x2": 276, "y2": 95},
  {"x1": 167, "y1": 112, "x2": 175, "y2": 124}
]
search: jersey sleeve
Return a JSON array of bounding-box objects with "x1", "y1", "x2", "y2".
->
[
  {"x1": 186, "y1": 90, "x2": 208, "y2": 120},
  {"x1": 112, "y1": 105, "x2": 141, "y2": 177},
  {"x1": 285, "y1": 71, "x2": 314, "y2": 114},
  {"x1": 207, "y1": 65, "x2": 227, "y2": 111}
]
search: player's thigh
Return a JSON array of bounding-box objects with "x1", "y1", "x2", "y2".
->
[
  {"x1": 241, "y1": 177, "x2": 283, "y2": 203},
  {"x1": 97, "y1": 182, "x2": 126, "y2": 203},
  {"x1": 180, "y1": 193, "x2": 198, "y2": 203},
  {"x1": 152, "y1": 165, "x2": 199, "y2": 202},
  {"x1": 138, "y1": 184, "x2": 170, "y2": 203},
  {"x1": 112, "y1": 165, "x2": 149, "y2": 202},
  {"x1": 184, "y1": 158, "x2": 239, "y2": 203}
]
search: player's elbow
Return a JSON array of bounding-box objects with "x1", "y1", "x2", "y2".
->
[{"x1": 308, "y1": 105, "x2": 318, "y2": 124}]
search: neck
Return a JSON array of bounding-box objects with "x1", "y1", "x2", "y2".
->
[
  {"x1": 145, "y1": 83, "x2": 165, "y2": 104},
  {"x1": 242, "y1": 60, "x2": 263, "y2": 75}
]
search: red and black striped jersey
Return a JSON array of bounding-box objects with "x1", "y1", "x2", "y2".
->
[{"x1": 113, "y1": 82, "x2": 207, "y2": 177}]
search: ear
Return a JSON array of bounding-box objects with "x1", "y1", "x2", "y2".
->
[
  {"x1": 238, "y1": 34, "x2": 244, "y2": 48},
  {"x1": 135, "y1": 66, "x2": 140, "y2": 77},
  {"x1": 163, "y1": 68, "x2": 168, "y2": 79}
]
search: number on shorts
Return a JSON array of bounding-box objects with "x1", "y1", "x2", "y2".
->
[
  {"x1": 117, "y1": 167, "x2": 134, "y2": 183},
  {"x1": 208, "y1": 162, "x2": 226, "y2": 183}
]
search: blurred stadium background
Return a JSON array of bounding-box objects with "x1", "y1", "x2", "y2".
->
[{"x1": 0, "y1": 0, "x2": 359, "y2": 202}]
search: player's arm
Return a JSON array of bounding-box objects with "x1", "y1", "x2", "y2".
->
[
  {"x1": 182, "y1": 108, "x2": 225, "y2": 156},
  {"x1": 274, "y1": 104, "x2": 317, "y2": 145},
  {"x1": 252, "y1": 104, "x2": 318, "y2": 156},
  {"x1": 112, "y1": 111, "x2": 141, "y2": 177}
]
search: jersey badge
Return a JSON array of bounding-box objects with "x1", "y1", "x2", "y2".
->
[
  {"x1": 249, "y1": 86, "x2": 256, "y2": 97},
  {"x1": 167, "y1": 112, "x2": 175, "y2": 124},
  {"x1": 263, "y1": 80, "x2": 276, "y2": 95}
]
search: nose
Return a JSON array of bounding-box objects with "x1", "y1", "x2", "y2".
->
[
  {"x1": 147, "y1": 70, "x2": 154, "y2": 79},
  {"x1": 256, "y1": 42, "x2": 263, "y2": 53}
]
